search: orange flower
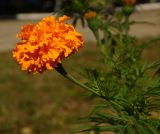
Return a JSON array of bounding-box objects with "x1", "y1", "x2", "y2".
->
[
  {"x1": 13, "y1": 15, "x2": 83, "y2": 73},
  {"x1": 84, "y1": 11, "x2": 97, "y2": 20},
  {"x1": 122, "y1": 0, "x2": 136, "y2": 6}
]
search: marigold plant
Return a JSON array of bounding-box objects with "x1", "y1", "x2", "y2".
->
[
  {"x1": 12, "y1": 0, "x2": 160, "y2": 134},
  {"x1": 13, "y1": 15, "x2": 83, "y2": 73},
  {"x1": 60, "y1": 0, "x2": 160, "y2": 134}
]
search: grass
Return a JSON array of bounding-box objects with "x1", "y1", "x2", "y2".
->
[{"x1": 0, "y1": 43, "x2": 101, "y2": 134}]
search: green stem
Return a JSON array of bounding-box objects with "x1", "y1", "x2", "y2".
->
[
  {"x1": 124, "y1": 15, "x2": 130, "y2": 45},
  {"x1": 110, "y1": 100, "x2": 123, "y2": 110},
  {"x1": 93, "y1": 29, "x2": 107, "y2": 60},
  {"x1": 64, "y1": 74, "x2": 99, "y2": 96},
  {"x1": 124, "y1": 16, "x2": 129, "y2": 35},
  {"x1": 55, "y1": 63, "x2": 99, "y2": 96},
  {"x1": 93, "y1": 30, "x2": 101, "y2": 46},
  {"x1": 104, "y1": 30, "x2": 113, "y2": 57}
]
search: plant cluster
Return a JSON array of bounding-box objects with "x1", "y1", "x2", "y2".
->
[
  {"x1": 60, "y1": 0, "x2": 160, "y2": 133},
  {"x1": 12, "y1": 0, "x2": 160, "y2": 133}
]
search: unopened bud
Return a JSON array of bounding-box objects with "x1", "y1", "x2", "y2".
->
[
  {"x1": 84, "y1": 11, "x2": 97, "y2": 20},
  {"x1": 122, "y1": 0, "x2": 136, "y2": 6}
]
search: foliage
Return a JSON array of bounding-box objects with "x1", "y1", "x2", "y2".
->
[
  {"x1": 60, "y1": 0, "x2": 160, "y2": 133},
  {"x1": 60, "y1": 0, "x2": 113, "y2": 27}
]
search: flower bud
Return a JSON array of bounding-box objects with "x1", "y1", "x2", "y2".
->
[
  {"x1": 84, "y1": 11, "x2": 97, "y2": 20},
  {"x1": 122, "y1": 0, "x2": 136, "y2": 6},
  {"x1": 122, "y1": 5, "x2": 134, "y2": 16}
]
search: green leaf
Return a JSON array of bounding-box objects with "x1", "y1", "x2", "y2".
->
[
  {"x1": 89, "y1": 102, "x2": 108, "y2": 115},
  {"x1": 73, "y1": 0, "x2": 84, "y2": 10},
  {"x1": 84, "y1": 131, "x2": 90, "y2": 134},
  {"x1": 145, "y1": 60, "x2": 160, "y2": 71},
  {"x1": 140, "y1": 121, "x2": 159, "y2": 134},
  {"x1": 73, "y1": 125, "x2": 123, "y2": 133},
  {"x1": 135, "y1": 122, "x2": 149, "y2": 134},
  {"x1": 96, "y1": 113, "x2": 129, "y2": 122},
  {"x1": 126, "y1": 126, "x2": 135, "y2": 134}
]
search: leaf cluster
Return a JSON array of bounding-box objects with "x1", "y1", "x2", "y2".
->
[
  {"x1": 74, "y1": 37, "x2": 160, "y2": 134},
  {"x1": 60, "y1": 0, "x2": 113, "y2": 27},
  {"x1": 60, "y1": 0, "x2": 160, "y2": 133}
]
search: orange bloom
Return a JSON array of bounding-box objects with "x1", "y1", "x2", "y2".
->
[
  {"x1": 123, "y1": 0, "x2": 136, "y2": 6},
  {"x1": 84, "y1": 11, "x2": 97, "y2": 20},
  {"x1": 13, "y1": 16, "x2": 83, "y2": 73}
]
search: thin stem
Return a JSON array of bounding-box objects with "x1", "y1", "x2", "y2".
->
[
  {"x1": 55, "y1": 63, "x2": 99, "y2": 96},
  {"x1": 124, "y1": 15, "x2": 130, "y2": 45},
  {"x1": 110, "y1": 100, "x2": 123, "y2": 110},
  {"x1": 124, "y1": 16, "x2": 129, "y2": 36},
  {"x1": 64, "y1": 73, "x2": 99, "y2": 96},
  {"x1": 92, "y1": 29, "x2": 107, "y2": 60},
  {"x1": 92, "y1": 29, "x2": 101, "y2": 47}
]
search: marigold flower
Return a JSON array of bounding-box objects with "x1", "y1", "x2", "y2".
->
[
  {"x1": 122, "y1": 0, "x2": 136, "y2": 6},
  {"x1": 84, "y1": 11, "x2": 97, "y2": 20},
  {"x1": 13, "y1": 15, "x2": 84, "y2": 73}
]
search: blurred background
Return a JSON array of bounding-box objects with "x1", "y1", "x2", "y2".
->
[
  {"x1": 0, "y1": 0, "x2": 55, "y2": 14},
  {"x1": 0, "y1": 0, "x2": 159, "y2": 15},
  {"x1": 0, "y1": 0, "x2": 160, "y2": 134}
]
